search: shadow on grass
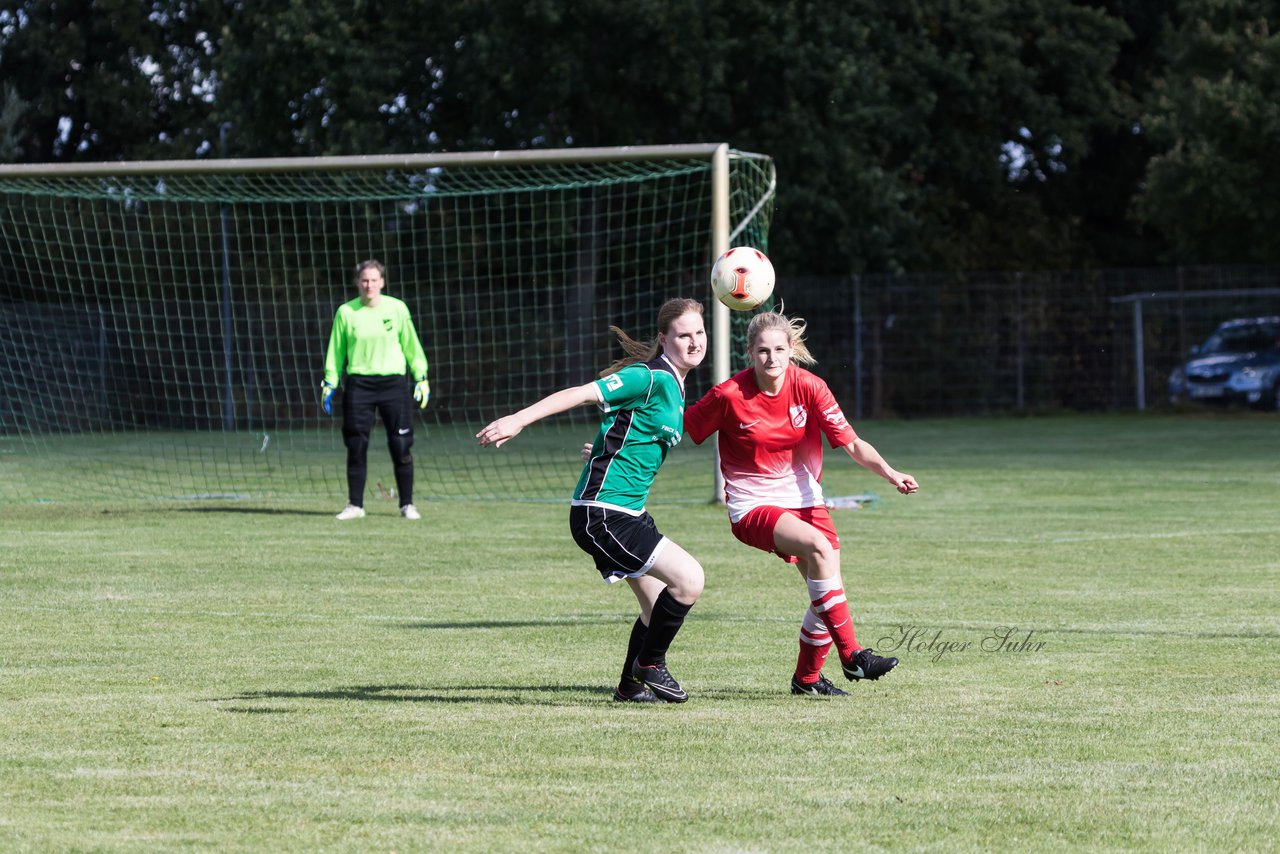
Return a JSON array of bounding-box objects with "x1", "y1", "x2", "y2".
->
[
  {"x1": 396, "y1": 617, "x2": 621, "y2": 630},
  {"x1": 210, "y1": 683, "x2": 780, "y2": 708},
  {"x1": 172, "y1": 507, "x2": 335, "y2": 516},
  {"x1": 398, "y1": 613, "x2": 840, "y2": 630},
  {"x1": 218, "y1": 706, "x2": 295, "y2": 714}
]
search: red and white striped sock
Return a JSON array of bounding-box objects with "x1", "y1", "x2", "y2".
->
[
  {"x1": 794, "y1": 608, "x2": 832, "y2": 684},
  {"x1": 805, "y1": 575, "x2": 861, "y2": 663}
]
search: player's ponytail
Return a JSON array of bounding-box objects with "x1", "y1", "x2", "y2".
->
[{"x1": 601, "y1": 297, "x2": 704, "y2": 377}]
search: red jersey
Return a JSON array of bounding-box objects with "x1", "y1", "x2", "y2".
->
[{"x1": 684, "y1": 366, "x2": 857, "y2": 522}]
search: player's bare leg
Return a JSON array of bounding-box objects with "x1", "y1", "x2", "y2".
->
[{"x1": 772, "y1": 514, "x2": 898, "y2": 683}]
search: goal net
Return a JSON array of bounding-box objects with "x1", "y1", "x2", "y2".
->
[{"x1": 0, "y1": 145, "x2": 775, "y2": 505}]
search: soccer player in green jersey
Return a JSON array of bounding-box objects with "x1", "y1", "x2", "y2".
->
[
  {"x1": 322, "y1": 259, "x2": 431, "y2": 521},
  {"x1": 477, "y1": 298, "x2": 706, "y2": 703}
]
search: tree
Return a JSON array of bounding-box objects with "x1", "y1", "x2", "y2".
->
[
  {"x1": 0, "y1": 1, "x2": 221, "y2": 161},
  {"x1": 0, "y1": 1, "x2": 1169, "y2": 274},
  {"x1": 1135, "y1": 0, "x2": 1280, "y2": 263},
  {"x1": 210, "y1": 0, "x2": 421, "y2": 156},
  {"x1": 378, "y1": 0, "x2": 1132, "y2": 274},
  {"x1": 0, "y1": 51, "x2": 30, "y2": 162}
]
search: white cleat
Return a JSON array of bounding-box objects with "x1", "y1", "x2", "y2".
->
[
  {"x1": 399, "y1": 504, "x2": 421, "y2": 520},
  {"x1": 335, "y1": 504, "x2": 366, "y2": 520}
]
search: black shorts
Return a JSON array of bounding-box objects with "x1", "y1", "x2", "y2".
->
[
  {"x1": 569, "y1": 504, "x2": 669, "y2": 583},
  {"x1": 342, "y1": 374, "x2": 413, "y2": 439}
]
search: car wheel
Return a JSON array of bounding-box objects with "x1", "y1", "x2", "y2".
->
[{"x1": 1256, "y1": 379, "x2": 1280, "y2": 412}]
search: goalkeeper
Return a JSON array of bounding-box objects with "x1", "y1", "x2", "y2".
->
[{"x1": 321, "y1": 259, "x2": 430, "y2": 521}]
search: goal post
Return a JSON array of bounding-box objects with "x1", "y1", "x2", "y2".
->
[{"x1": 0, "y1": 144, "x2": 775, "y2": 505}]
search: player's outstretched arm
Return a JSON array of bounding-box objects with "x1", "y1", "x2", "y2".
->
[
  {"x1": 477, "y1": 384, "x2": 599, "y2": 448},
  {"x1": 843, "y1": 437, "x2": 918, "y2": 495}
]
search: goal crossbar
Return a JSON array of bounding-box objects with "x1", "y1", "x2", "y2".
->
[{"x1": 0, "y1": 144, "x2": 747, "y2": 178}]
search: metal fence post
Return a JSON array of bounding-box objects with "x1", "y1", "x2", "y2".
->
[
  {"x1": 1133, "y1": 298, "x2": 1145, "y2": 411},
  {"x1": 1015, "y1": 272, "x2": 1025, "y2": 411},
  {"x1": 853, "y1": 274, "x2": 863, "y2": 421}
]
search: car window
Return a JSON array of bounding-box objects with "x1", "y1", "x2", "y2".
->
[{"x1": 1203, "y1": 327, "x2": 1274, "y2": 354}]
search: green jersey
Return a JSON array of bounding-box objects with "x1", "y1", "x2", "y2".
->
[
  {"x1": 572, "y1": 355, "x2": 686, "y2": 513},
  {"x1": 323, "y1": 296, "x2": 428, "y2": 386}
]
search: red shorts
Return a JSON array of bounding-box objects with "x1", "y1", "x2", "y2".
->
[{"x1": 730, "y1": 505, "x2": 840, "y2": 564}]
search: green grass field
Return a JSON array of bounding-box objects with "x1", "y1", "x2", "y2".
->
[{"x1": 2, "y1": 414, "x2": 1277, "y2": 852}]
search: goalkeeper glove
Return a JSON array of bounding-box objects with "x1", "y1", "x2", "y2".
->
[
  {"x1": 413, "y1": 378, "x2": 431, "y2": 409},
  {"x1": 320, "y1": 382, "x2": 335, "y2": 415}
]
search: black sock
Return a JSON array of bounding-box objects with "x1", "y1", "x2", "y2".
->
[
  {"x1": 636, "y1": 588, "x2": 693, "y2": 667},
  {"x1": 621, "y1": 616, "x2": 647, "y2": 682}
]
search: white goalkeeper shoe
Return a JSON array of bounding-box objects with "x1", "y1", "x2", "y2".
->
[
  {"x1": 335, "y1": 504, "x2": 366, "y2": 520},
  {"x1": 399, "y1": 504, "x2": 421, "y2": 520}
]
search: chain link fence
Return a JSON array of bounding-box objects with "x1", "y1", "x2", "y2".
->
[{"x1": 778, "y1": 266, "x2": 1280, "y2": 417}]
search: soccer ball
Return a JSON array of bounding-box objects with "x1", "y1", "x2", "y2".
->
[{"x1": 710, "y1": 246, "x2": 775, "y2": 311}]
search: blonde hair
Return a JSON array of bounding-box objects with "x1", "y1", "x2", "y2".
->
[
  {"x1": 601, "y1": 297, "x2": 704, "y2": 377},
  {"x1": 746, "y1": 310, "x2": 816, "y2": 366}
]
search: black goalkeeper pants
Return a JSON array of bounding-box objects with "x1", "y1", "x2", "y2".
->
[{"x1": 341, "y1": 374, "x2": 415, "y2": 507}]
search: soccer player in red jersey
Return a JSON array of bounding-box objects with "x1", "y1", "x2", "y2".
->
[{"x1": 683, "y1": 310, "x2": 918, "y2": 696}]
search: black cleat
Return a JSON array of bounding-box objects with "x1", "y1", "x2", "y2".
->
[
  {"x1": 631, "y1": 659, "x2": 689, "y2": 703},
  {"x1": 841, "y1": 648, "x2": 899, "y2": 681},
  {"x1": 613, "y1": 682, "x2": 662, "y2": 703},
  {"x1": 790, "y1": 675, "x2": 850, "y2": 696}
]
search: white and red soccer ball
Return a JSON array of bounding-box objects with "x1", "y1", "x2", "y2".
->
[{"x1": 710, "y1": 246, "x2": 775, "y2": 311}]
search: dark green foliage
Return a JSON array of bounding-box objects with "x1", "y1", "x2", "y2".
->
[
  {"x1": 2, "y1": 1, "x2": 1278, "y2": 272},
  {"x1": 1136, "y1": 0, "x2": 1280, "y2": 263},
  {"x1": 0, "y1": 1, "x2": 221, "y2": 161}
]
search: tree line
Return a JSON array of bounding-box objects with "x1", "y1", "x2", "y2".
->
[{"x1": 2, "y1": 0, "x2": 1279, "y2": 277}]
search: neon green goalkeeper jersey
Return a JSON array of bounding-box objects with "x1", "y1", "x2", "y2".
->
[{"x1": 323, "y1": 296, "x2": 429, "y2": 385}]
